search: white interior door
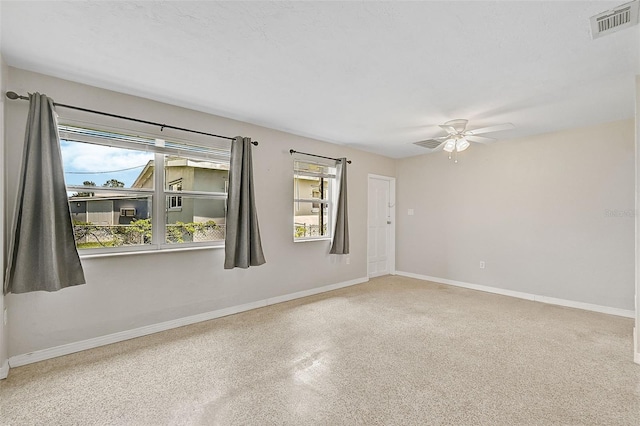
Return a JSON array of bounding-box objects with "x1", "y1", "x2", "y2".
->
[{"x1": 368, "y1": 176, "x2": 394, "y2": 277}]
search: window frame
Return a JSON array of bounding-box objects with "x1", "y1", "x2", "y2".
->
[
  {"x1": 293, "y1": 158, "x2": 337, "y2": 242},
  {"x1": 61, "y1": 124, "x2": 230, "y2": 255}
]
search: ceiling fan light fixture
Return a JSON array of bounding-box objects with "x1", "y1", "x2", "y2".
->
[
  {"x1": 443, "y1": 139, "x2": 456, "y2": 153},
  {"x1": 456, "y1": 137, "x2": 470, "y2": 152}
]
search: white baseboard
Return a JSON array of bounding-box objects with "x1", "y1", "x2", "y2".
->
[
  {"x1": 266, "y1": 277, "x2": 368, "y2": 305},
  {"x1": 9, "y1": 276, "x2": 369, "y2": 368},
  {"x1": 368, "y1": 271, "x2": 388, "y2": 279},
  {"x1": 0, "y1": 359, "x2": 9, "y2": 380},
  {"x1": 396, "y1": 271, "x2": 635, "y2": 318}
]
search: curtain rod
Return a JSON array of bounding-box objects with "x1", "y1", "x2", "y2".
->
[
  {"x1": 289, "y1": 149, "x2": 351, "y2": 164},
  {"x1": 5, "y1": 91, "x2": 258, "y2": 145}
]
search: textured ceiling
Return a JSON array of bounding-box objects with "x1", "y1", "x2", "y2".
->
[{"x1": 1, "y1": 1, "x2": 638, "y2": 158}]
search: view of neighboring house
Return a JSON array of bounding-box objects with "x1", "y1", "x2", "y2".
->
[
  {"x1": 132, "y1": 157, "x2": 229, "y2": 226},
  {"x1": 293, "y1": 175, "x2": 330, "y2": 236},
  {"x1": 294, "y1": 177, "x2": 326, "y2": 216},
  {"x1": 69, "y1": 157, "x2": 230, "y2": 227},
  {"x1": 69, "y1": 155, "x2": 333, "y2": 238},
  {"x1": 69, "y1": 195, "x2": 151, "y2": 225}
]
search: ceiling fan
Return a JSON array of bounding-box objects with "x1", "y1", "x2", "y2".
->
[{"x1": 413, "y1": 119, "x2": 515, "y2": 160}]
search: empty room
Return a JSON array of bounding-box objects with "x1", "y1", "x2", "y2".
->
[{"x1": 1, "y1": 1, "x2": 639, "y2": 425}]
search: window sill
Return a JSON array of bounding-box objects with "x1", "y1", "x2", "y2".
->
[
  {"x1": 294, "y1": 237, "x2": 331, "y2": 243},
  {"x1": 79, "y1": 243, "x2": 224, "y2": 259}
]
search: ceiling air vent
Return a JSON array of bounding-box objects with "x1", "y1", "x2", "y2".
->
[
  {"x1": 590, "y1": 0, "x2": 639, "y2": 39},
  {"x1": 413, "y1": 139, "x2": 443, "y2": 150}
]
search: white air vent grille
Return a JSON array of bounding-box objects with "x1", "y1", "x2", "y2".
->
[
  {"x1": 598, "y1": 6, "x2": 631, "y2": 31},
  {"x1": 414, "y1": 139, "x2": 443, "y2": 150},
  {"x1": 590, "y1": 1, "x2": 639, "y2": 39}
]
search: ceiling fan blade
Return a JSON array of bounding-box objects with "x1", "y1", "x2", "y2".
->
[
  {"x1": 418, "y1": 135, "x2": 449, "y2": 142},
  {"x1": 466, "y1": 135, "x2": 495, "y2": 144},
  {"x1": 466, "y1": 123, "x2": 515, "y2": 135},
  {"x1": 413, "y1": 139, "x2": 446, "y2": 150},
  {"x1": 439, "y1": 124, "x2": 457, "y2": 134}
]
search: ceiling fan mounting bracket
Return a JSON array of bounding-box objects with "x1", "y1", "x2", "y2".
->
[{"x1": 443, "y1": 119, "x2": 469, "y2": 134}]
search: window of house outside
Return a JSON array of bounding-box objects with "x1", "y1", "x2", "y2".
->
[
  {"x1": 293, "y1": 159, "x2": 336, "y2": 241},
  {"x1": 59, "y1": 124, "x2": 230, "y2": 254},
  {"x1": 168, "y1": 180, "x2": 183, "y2": 209}
]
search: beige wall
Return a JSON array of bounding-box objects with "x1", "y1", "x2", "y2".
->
[
  {"x1": 4, "y1": 68, "x2": 396, "y2": 356},
  {"x1": 396, "y1": 120, "x2": 635, "y2": 311}
]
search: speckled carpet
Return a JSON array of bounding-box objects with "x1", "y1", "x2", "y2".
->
[{"x1": 1, "y1": 275, "x2": 639, "y2": 425}]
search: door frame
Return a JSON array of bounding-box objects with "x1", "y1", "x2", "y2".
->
[{"x1": 367, "y1": 174, "x2": 396, "y2": 277}]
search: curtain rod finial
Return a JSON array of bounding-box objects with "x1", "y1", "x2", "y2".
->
[
  {"x1": 6, "y1": 91, "x2": 20, "y2": 100},
  {"x1": 252, "y1": 141, "x2": 258, "y2": 146},
  {"x1": 289, "y1": 149, "x2": 295, "y2": 155}
]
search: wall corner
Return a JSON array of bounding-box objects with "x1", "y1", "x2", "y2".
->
[
  {"x1": 635, "y1": 73, "x2": 640, "y2": 365},
  {"x1": 0, "y1": 0, "x2": 9, "y2": 378}
]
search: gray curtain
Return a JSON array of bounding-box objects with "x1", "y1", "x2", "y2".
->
[
  {"x1": 330, "y1": 158, "x2": 349, "y2": 254},
  {"x1": 4, "y1": 93, "x2": 85, "y2": 294},
  {"x1": 224, "y1": 137, "x2": 266, "y2": 269}
]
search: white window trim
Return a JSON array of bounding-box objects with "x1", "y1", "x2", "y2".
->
[{"x1": 80, "y1": 243, "x2": 223, "y2": 259}]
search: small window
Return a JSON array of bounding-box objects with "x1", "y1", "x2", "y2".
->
[
  {"x1": 293, "y1": 159, "x2": 336, "y2": 240},
  {"x1": 120, "y1": 207, "x2": 136, "y2": 217},
  {"x1": 168, "y1": 180, "x2": 183, "y2": 209}
]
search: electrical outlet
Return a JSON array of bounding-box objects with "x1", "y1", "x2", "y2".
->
[
  {"x1": 346, "y1": 256, "x2": 351, "y2": 265},
  {"x1": 408, "y1": 209, "x2": 414, "y2": 216},
  {"x1": 479, "y1": 261, "x2": 486, "y2": 269}
]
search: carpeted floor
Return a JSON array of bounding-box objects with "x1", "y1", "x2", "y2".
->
[{"x1": 1, "y1": 275, "x2": 639, "y2": 425}]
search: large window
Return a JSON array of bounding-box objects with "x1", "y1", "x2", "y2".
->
[
  {"x1": 60, "y1": 125, "x2": 230, "y2": 253},
  {"x1": 293, "y1": 159, "x2": 336, "y2": 240}
]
